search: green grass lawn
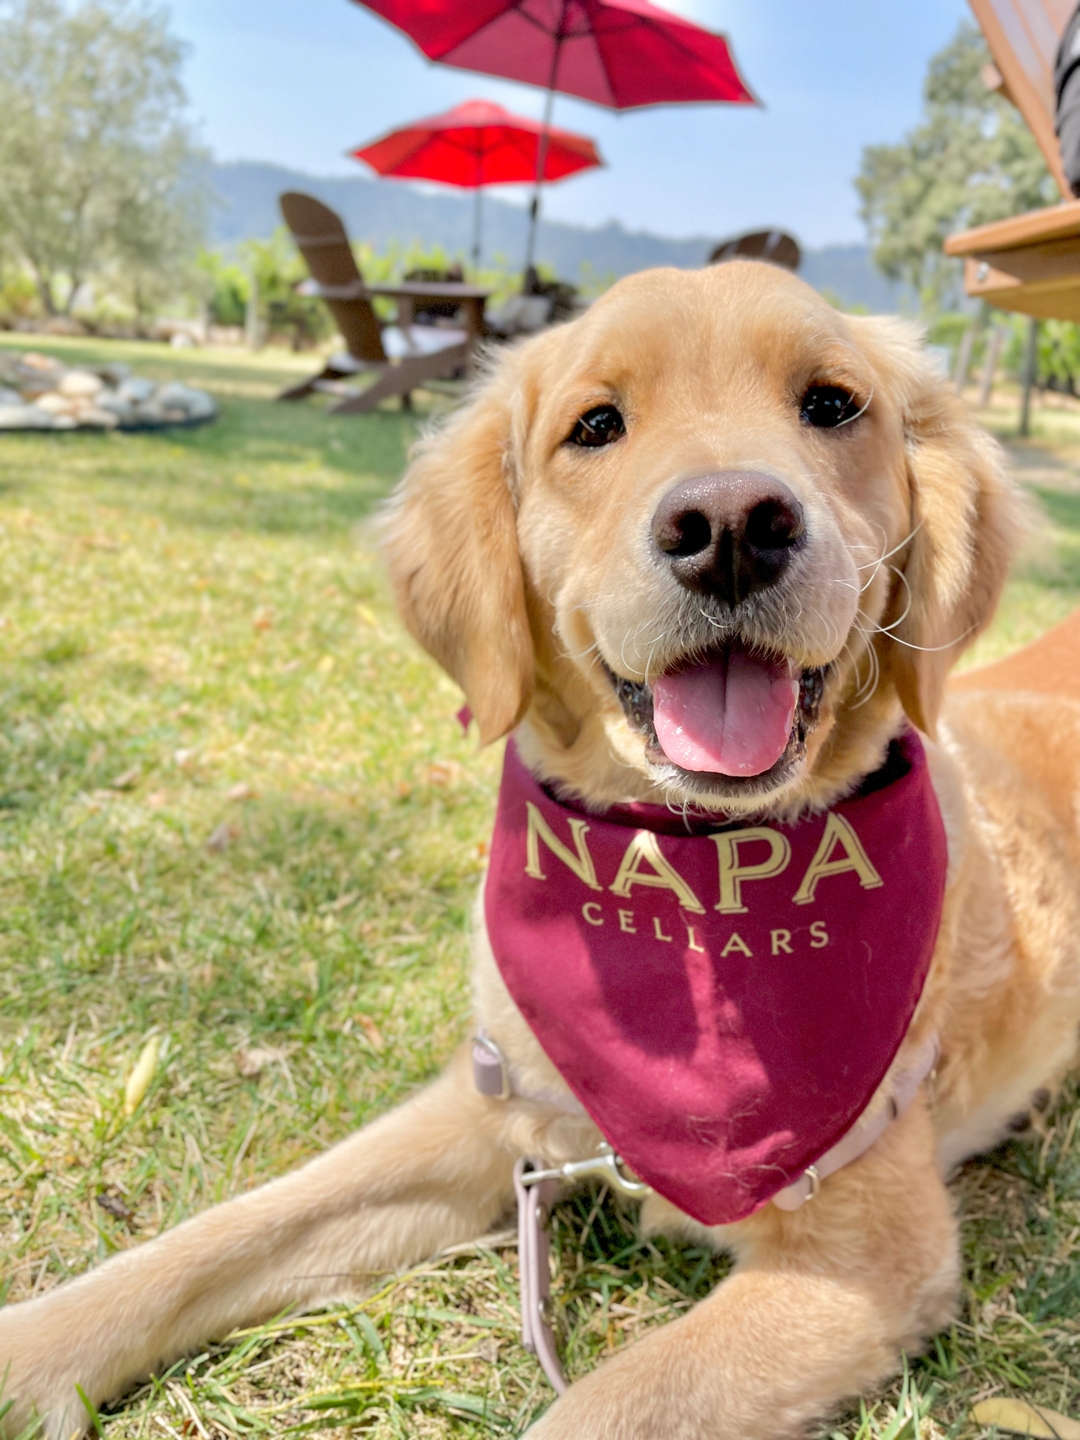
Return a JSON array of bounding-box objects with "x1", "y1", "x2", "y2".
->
[{"x1": 2, "y1": 338, "x2": 1080, "y2": 1438}]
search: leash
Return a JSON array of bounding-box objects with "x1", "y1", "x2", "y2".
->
[
  {"x1": 513, "y1": 1147, "x2": 650, "y2": 1395},
  {"x1": 473, "y1": 1029, "x2": 938, "y2": 1394}
]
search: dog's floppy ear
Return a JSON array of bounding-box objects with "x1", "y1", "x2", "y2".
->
[
  {"x1": 854, "y1": 317, "x2": 1021, "y2": 737},
  {"x1": 381, "y1": 356, "x2": 534, "y2": 745}
]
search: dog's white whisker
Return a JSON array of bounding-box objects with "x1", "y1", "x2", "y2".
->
[
  {"x1": 858, "y1": 564, "x2": 915, "y2": 641},
  {"x1": 853, "y1": 519, "x2": 922, "y2": 576},
  {"x1": 849, "y1": 632, "x2": 881, "y2": 707}
]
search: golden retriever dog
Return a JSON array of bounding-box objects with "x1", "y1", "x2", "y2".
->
[{"x1": 2, "y1": 259, "x2": 1078, "y2": 1440}]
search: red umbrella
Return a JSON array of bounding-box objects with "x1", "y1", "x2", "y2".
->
[
  {"x1": 356, "y1": 0, "x2": 756, "y2": 273},
  {"x1": 353, "y1": 100, "x2": 603, "y2": 264},
  {"x1": 357, "y1": 0, "x2": 755, "y2": 111},
  {"x1": 354, "y1": 99, "x2": 601, "y2": 185}
]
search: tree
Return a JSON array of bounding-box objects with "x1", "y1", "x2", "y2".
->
[
  {"x1": 195, "y1": 250, "x2": 248, "y2": 329},
  {"x1": 0, "y1": 0, "x2": 207, "y2": 317},
  {"x1": 856, "y1": 22, "x2": 1057, "y2": 311},
  {"x1": 243, "y1": 230, "x2": 333, "y2": 350}
]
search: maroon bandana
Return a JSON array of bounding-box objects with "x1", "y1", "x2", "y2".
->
[{"x1": 484, "y1": 731, "x2": 946, "y2": 1226}]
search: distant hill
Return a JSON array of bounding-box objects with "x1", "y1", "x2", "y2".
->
[{"x1": 210, "y1": 160, "x2": 909, "y2": 315}]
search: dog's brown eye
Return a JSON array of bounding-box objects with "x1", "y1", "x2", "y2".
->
[
  {"x1": 800, "y1": 385, "x2": 862, "y2": 429},
  {"x1": 568, "y1": 404, "x2": 626, "y2": 448}
]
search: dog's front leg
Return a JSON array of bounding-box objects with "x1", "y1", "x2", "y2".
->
[
  {"x1": 0, "y1": 1047, "x2": 518, "y2": 1440},
  {"x1": 527, "y1": 1101, "x2": 957, "y2": 1440}
]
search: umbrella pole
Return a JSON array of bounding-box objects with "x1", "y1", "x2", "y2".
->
[
  {"x1": 472, "y1": 187, "x2": 483, "y2": 269},
  {"x1": 523, "y1": 85, "x2": 554, "y2": 283},
  {"x1": 524, "y1": 28, "x2": 563, "y2": 287}
]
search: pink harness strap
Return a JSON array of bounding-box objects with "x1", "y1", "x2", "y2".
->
[{"x1": 771, "y1": 1032, "x2": 938, "y2": 1207}]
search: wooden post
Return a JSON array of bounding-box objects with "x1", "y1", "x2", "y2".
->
[
  {"x1": 954, "y1": 323, "x2": 976, "y2": 394},
  {"x1": 1019, "y1": 315, "x2": 1038, "y2": 437},
  {"x1": 524, "y1": 62, "x2": 559, "y2": 284},
  {"x1": 978, "y1": 327, "x2": 1003, "y2": 408},
  {"x1": 245, "y1": 267, "x2": 261, "y2": 351},
  {"x1": 472, "y1": 188, "x2": 483, "y2": 269}
]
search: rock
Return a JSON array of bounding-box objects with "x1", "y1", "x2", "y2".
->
[
  {"x1": 95, "y1": 392, "x2": 134, "y2": 421},
  {"x1": 0, "y1": 404, "x2": 54, "y2": 429},
  {"x1": 15, "y1": 354, "x2": 66, "y2": 397},
  {"x1": 118, "y1": 377, "x2": 156, "y2": 403},
  {"x1": 16, "y1": 379, "x2": 62, "y2": 399},
  {"x1": 0, "y1": 359, "x2": 216, "y2": 431},
  {"x1": 77, "y1": 406, "x2": 119, "y2": 429},
  {"x1": 156, "y1": 382, "x2": 216, "y2": 420},
  {"x1": 34, "y1": 392, "x2": 77, "y2": 415},
  {"x1": 19, "y1": 351, "x2": 63, "y2": 374},
  {"x1": 155, "y1": 382, "x2": 194, "y2": 408},
  {"x1": 96, "y1": 363, "x2": 130, "y2": 385},
  {"x1": 58, "y1": 370, "x2": 103, "y2": 398},
  {"x1": 185, "y1": 391, "x2": 216, "y2": 420}
]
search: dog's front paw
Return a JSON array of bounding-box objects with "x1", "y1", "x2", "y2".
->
[
  {"x1": 524, "y1": 1378, "x2": 655, "y2": 1440},
  {"x1": 0, "y1": 1389, "x2": 91, "y2": 1439},
  {"x1": 522, "y1": 1338, "x2": 707, "y2": 1440},
  {"x1": 0, "y1": 1309, "x2": 96, "y2": 1440}
]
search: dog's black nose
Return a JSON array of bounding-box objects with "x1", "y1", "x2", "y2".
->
[{"x1": 651, "y1": 471, "x2": 805, "y2": 605}]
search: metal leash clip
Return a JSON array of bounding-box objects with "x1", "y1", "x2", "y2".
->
[{"x1": 517, "y1": 1141, "x2": 653, "y2": 1199}]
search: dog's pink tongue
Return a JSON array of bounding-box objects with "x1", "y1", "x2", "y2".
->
[{"x1": 652, "y1": 648, "x2": 799, "y2": 777}]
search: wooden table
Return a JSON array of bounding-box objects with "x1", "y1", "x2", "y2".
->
[
  {"x1": 366, "y1": 281, "x2": 492, "y2": 357},
  {"x1": 945, "y1": 202, "x2": 1080, "y2": 322}
]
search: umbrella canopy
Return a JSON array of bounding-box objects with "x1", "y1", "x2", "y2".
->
[
  {"x1": 357, "y1": 0, "x2": 755, "y2": 110},
  {"x1": 352, "y1": 99, "x2": 602, "y2": 187},
  {"x1": 355, "y1": 0, "x2": 756, "y2": 275}
]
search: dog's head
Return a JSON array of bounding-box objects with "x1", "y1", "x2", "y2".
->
[{"x1": 383, "y1": 263, "x2": 1019, "y2": 813}]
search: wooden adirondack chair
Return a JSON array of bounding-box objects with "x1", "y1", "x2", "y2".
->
[
  {"x1": 944, "y1": 0, "x2": 1080, "y2": 320},
  {"x1": 708, "y1": 230, "x2": 801, "y2": 271},
  {"x1": 277, "y1": 192, "x2": 490, "y2": 415}
]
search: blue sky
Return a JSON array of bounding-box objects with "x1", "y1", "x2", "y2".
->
[{"x1": 168, "y1": 0, "x2": 971, "y2": 249}]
